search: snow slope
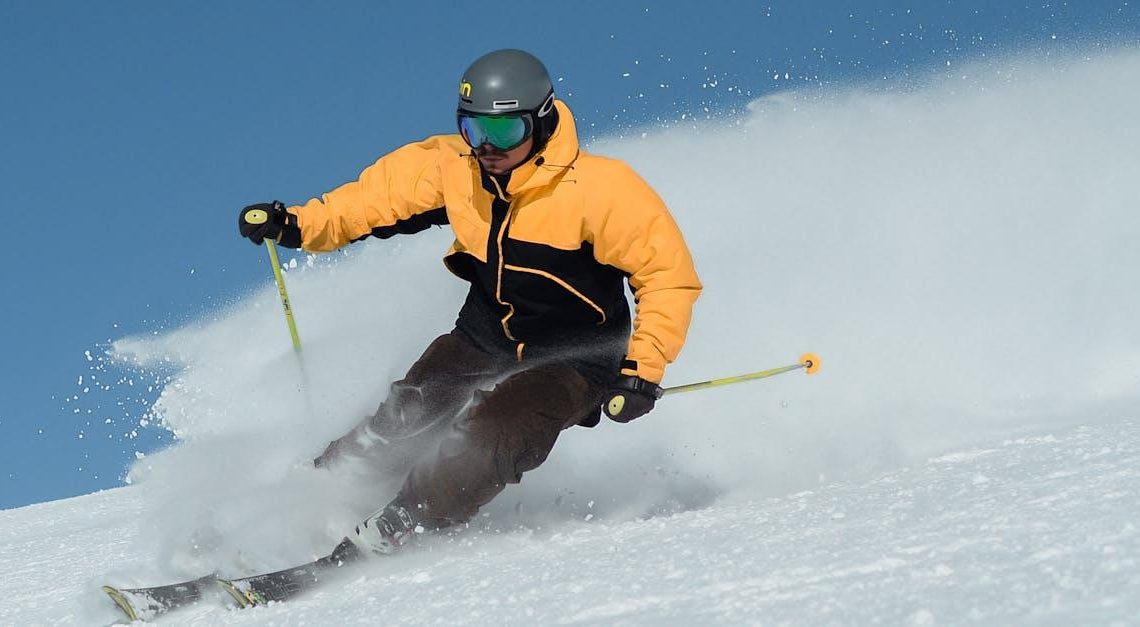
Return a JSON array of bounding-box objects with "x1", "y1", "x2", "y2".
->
[
  {"x1": 4, "y1": 50, "x2": 1140, "y2": 624},
  {"x1": 1, "y1": 419, "x2": 1136, "y2": 624}
]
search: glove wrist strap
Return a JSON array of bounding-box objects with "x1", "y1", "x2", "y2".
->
[{"x1": 616, "y1": 375, "x2": 664, "y2": 399}]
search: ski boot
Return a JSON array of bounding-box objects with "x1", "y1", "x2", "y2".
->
[{"x1": 347, "y1": 504, "x2": 422, "y2": 555}]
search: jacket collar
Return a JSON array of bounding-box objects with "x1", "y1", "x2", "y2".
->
[{"x1": 501, "y1": 100, "x2": 580, "y2": 197}]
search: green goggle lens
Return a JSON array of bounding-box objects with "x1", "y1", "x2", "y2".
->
[{"x1": 458, "y1": 114, "x2": 533, "y2": 150}]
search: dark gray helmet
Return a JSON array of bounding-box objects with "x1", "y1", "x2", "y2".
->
[{"x1": 458, "y1": 49, "x2": 555, "y2": 117}]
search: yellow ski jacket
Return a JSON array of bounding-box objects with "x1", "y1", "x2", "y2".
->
[{"x1": 287, "y1": 101, "x2": 700, "y2": 384}]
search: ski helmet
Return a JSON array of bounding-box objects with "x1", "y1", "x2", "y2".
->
[{"x1": 457, "y1": 49, "x2": 558, "y2": 153}]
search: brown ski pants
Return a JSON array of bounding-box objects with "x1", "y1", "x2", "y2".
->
[{"x1": 316, "y1": 329, "x2": 606, "y2": 527}]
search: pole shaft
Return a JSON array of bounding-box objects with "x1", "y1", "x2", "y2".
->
[
  {"x1": 265, "y1": 240, "x2": 302, "y2": 353},
  {"x1": 662, "y1": 363, "x2": 804, "y2": 396}
]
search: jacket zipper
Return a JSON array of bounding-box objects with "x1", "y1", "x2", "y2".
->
[{"x1": 487, "y1": 176, "x2": 521, "y2": 348}]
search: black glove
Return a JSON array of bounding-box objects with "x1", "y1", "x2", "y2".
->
[
  {"x1": 602, "y1": 374, "x2": 663, "y2": 423},
  {"x1": 238, "y1": 201, "x2": 302, "y2": 248}
]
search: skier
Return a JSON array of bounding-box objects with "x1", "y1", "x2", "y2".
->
[{"x1": 238, "y1": 49, "x2": 701, "y2": 555}]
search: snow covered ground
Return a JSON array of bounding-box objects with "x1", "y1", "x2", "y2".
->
[
  {"x1": 1, "y1": 418, "x2": 1136, "y2": 624},
  {"x1": 4, "y1": 50, "x2": 1140, "y2": 624}
]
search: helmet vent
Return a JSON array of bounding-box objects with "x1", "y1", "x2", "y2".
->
[{"x1": 492, "y1": 100, "x2": 520, "y2": 110}]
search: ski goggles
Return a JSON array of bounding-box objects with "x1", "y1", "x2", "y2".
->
[{"x1": 457, "y1": 112, "x2": 534, "y2": 151}]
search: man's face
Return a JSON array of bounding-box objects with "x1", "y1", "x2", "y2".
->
[{"x1": 476, "y1": 136, "x2": 534, "y2": 175}]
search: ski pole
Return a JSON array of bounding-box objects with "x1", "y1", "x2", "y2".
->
[
  {"x1": 263, "y1": 238, "x2": 319, "y2": 420},
  {"x1": 265, "y1": 239, "x2": 302, "y2": 354},
  {"x1": 662, "y1": 352, "x2": 821, "y2": 396}
]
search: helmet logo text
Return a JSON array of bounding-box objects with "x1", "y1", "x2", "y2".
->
[{"x1": 459, "y1": 81, "x2": 473, "y2": 98}]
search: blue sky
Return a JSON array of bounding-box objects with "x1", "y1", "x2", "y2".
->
[{"x1": 0, "y1": 1, "x2": 1136, "y2": 510}]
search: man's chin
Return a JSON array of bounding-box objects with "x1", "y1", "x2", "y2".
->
[{"x1": 479, "y1": 159, "x2": 509, "y2": 174}]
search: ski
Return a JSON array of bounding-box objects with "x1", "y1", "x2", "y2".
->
[
  {"x1": 101, "y1": 574, "x2": 216, "y2": 622},
  {"x1": 103, "y1": 539, "x2": 361, "y2": 621},
  {"x1": 217, "y1": 539, "x2": 360, "y2": 607}
]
